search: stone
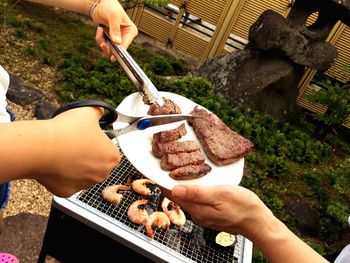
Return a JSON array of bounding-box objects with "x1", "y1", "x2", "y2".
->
[
  {"x1": 249, "y1": 10, "x2": 337, "y2": 71},
  {"x1": 35, "y1": 101, "x2": 59, "y2": 120},
  {"x1": 7, "y1": 74, "x2": 45, "y2": 106},
  {"x1": 195, "y1": 0, "x2": 350, "y2": 120},
  {"x1": 195, "y1": 49, "x2": 305, "y2": 118}
]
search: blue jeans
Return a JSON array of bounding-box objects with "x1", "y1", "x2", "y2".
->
[{"x1": 0, "y1": 108, "x2": 16, "y2": 209}]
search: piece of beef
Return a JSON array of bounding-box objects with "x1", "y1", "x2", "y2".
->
[
  {"x1": 160, "y1": 150, "x2": 205, "y2": 171},
  {"x1": 142, "y1": 95, "x2": 152, "y2": 105},
  {"x1": 169, "y1": 163, "x2": 212, "y2": 180},
  {"x1": 189, "y1": 107, "x2": 254, "y2": 166},
  {"x1": 152, "y1": 140, "x2": 200, "y2": 158},
  {"x1": 152, "y1": 123, "x2": 187, "y2": 144},
  {"x1": 148, "y1": 97, "x2": 182, "y2": 115}
]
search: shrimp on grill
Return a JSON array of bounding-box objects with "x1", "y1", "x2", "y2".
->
[
  {"x1": 101, "y1": 184, "x2": 130, "y2": 205},
  {"x1": 131, "y1": 179, "x2": 157, "y2": 196},
  {"x1": 162, "y1": 197, "x2": 186, "y2": 226},
  {"x1": 128, "y1": 199, "x2": 149, "y2": 225},
  {"x1": 145, "y1": 211, "x2": 170, "y2": 239}
]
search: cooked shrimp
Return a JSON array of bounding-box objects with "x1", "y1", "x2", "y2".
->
[
  {"x1": 101, "y1": 184, "x2": 130, "y2": 205},
  {"x1": 128, "y1": 199, "x2": 149, "y2": 225},
  {"x1": 161, "y1": 197, "x2": 186, "y2": 226},
  {"x1": 131, "y1": 179, "x2": 157, "y2": 196},
  {"x1": 145, "y1": 211, "x2": 170, "y2": 239}
]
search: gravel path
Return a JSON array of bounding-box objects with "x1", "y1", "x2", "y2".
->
[{"x1": 4, "y1": 101, "x2": 53, "y2": 218}]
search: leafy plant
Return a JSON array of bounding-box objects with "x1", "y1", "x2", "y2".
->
[
  {"x1": 307, "y1": 78, "x2": 350, "y2": 132},
  {"x1": 121, "y1": 0, "x2": 169, "y2": 9}
]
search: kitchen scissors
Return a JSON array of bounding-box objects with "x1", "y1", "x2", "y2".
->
[
  {"x1": 51, "y1": 26, "x2": 190, "y2": 138},
  {"x1": 51, "y1": 99, "x2": 192, "y2": 139}
]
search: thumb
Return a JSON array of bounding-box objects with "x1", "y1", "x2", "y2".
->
[
  {"x1": 108, "y1": 19, "x2": 122, "y2": 45},
  {"x1": 172, "y1": 185, "x2": 214, "y2": 204}
]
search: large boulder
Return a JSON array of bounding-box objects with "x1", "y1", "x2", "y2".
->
[
  {"x1": 7, "y1": 73, "x2": 59, "y2": 119},
  {"x1": 195, "y1": 49, "x2": 304, "y2": 118},
  {"x1": 8, "y1": 74, "x2": 45, "y2": 106},
  {"x1": 195, "y1": 0, "x2": 350, "y2": 120},
  {"x1": 248, "y1": 10, "x2": 337, "y2": 71}
]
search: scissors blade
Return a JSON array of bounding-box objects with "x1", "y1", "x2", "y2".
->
[
  {"x1": 139, "y1": 114, "x2": 193, "y2": 128},
  {"x1": 106, "y1": 114, "x2": 192, "y2": 138}
]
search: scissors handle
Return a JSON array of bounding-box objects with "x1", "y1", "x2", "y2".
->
[{"x1": 51, "y1": 100, "x2": 118, "y2": 127}]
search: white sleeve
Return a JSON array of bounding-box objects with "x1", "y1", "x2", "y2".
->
[
  {"x1": 0, "y1": 65, "x2": 11, "y2": 123},
  {"x1": 334, "y1": 244, "x2": 350, "y2": 263}
]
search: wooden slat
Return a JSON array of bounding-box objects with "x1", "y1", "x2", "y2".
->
[
  {"x1": 297, "y1": 85, "x2": 328, "y2": 114},
  {"x1": 185, "y1": 0, "x2": 227, "y2": 25},
  {"x1": 172, "y1": 27, "x2": 209, "y2": 61},
  {"x1": 231, "y1": 0, "x2": 291, "y2": 40},
  {"x1": 306, "y1": 12, "x2": 318, "y2": 26},
  {"x1": 168, "y1": 0, "x2": 226, "y2": 25},
  {"x1": 325, "y1": 26, "x2": 350, "y2": 83},
  {"x1": 138, "y1": 10, "x2": 173, "y2": 43},
  {"x1": 169, "y1": 0, "x2": 183, "y2": 7},
  {"x1": 298, "y1": 84, "x2": 350, "y2": 129},
  {"x1": 343, "y1": 116, "x2": 350, "y2": 129}
]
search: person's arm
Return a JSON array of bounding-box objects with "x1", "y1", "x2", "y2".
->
[
  {"x1": 0, "y1": 107, "x2": 121, "y2": 197},
  {"x1": 165, "y1": 185, "x2": 329, "y2": 263},
  {"x1": 26, "y1": 0, "x2": 138, "y2": 52}
]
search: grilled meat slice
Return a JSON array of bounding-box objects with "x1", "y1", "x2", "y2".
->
[
  {"x1": 152, "y1": 123, "x2": 187, "y2": 144},
  {"x1": 169, "y1": 163, "x2": 212, "y2": 180},
  {"x1": 160, "y1": 150, "x2": 205, "y2": 171},
  {"x1": 148, "y1": 97, "x2": 182, "y2": 115},
  {"x1": 189, "y1": 107, "x2": 254, "y2": 166},
  {"x1": 152, "y1": 140, "x2": 200, "y2": 158}
]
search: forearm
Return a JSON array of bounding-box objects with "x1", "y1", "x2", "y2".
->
[
  {"x1": 25, "y1": 0, "x2": 95, "y2": 16},
  {"x1": 0, "y1": 120, "x2": 52, "y2": 184},
  {"x1": 248, "y1": 213, "x2": 329, "y2": 263}
]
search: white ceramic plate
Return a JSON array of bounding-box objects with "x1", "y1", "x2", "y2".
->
[{"x1": 114, "y1": 92, "x2": 244, "y2": 190}]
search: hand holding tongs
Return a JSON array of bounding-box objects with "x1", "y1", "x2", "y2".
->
[
  {"x1": 51, "y1": 100, "x2": 192, "y2": 139},
  {"x1": 100, "y1": 25, "x2": 164, "y2": 106}
]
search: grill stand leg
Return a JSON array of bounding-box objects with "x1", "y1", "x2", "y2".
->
[{"x1": 37, "y1": 204, "x2": 155, "y2": 262}]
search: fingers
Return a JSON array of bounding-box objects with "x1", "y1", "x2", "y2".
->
[
  {"x1": 171, "y1": 185, "x2": 215, "y2": 205},
  {"x1": 96, "y1": 27, "x2": 116, "y2": 62},
  {"x1": 95, "y1": 26, "x2": 105, "y2": 47},
  {"x1": 108, "y1": 19, "x2": 123, "y2": 45},
  {"x1": 159, "y1": 186, "x2": 172, "y2": 198},
  {"x1": 120, "y1": 24, "x2": 138, "y2": 49}
]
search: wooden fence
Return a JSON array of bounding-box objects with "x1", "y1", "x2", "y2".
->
[{"x1": 127, "y1": 0, "x2": 350, "y2": 128}]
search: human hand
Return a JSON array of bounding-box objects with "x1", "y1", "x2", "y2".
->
[
  {"x1": 92, "y1": 0, "x2": 138, "y2": 61},
  {"x1": 163, "y1": 185, "x2": 329, "y2": 263},
  {"x1": 36, "y1": 106, "x2": 121, "y2": 197},
  {"x1": 162, "y1": 184, "x2": 273, "y2": 239}
]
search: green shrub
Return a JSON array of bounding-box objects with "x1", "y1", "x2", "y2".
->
[
  {"x1": 252, "y1": 251, "x2": 269, "y2": 263},
  {"x1": 306, "y1": 241, "x2": 327, "y2": 256},
  {"x1": 307, "y1": 78, "x2": 350, "y2": 130},
  {"x1": 13, "y1": 28, "x2": 26, "y2": 38}
]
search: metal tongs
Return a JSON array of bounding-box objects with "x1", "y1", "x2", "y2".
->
[{"x1": 101, "y1": 25, "x2": 164, "y2": 106}]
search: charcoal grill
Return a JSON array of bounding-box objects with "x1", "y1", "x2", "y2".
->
[{"x1": 38, "y1": 140, "x2": 253, "y2": 263}]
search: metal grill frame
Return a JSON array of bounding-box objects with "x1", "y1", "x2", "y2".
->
[{"x1": 51, "y1": 140, "x2": 253, "y2": 263}]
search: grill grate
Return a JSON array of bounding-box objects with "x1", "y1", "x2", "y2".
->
[{"x1": 75, "y1": 143, "x2": 243, "y2": 263}]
